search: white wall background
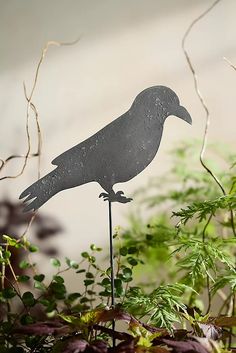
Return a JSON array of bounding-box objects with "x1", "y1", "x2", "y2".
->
[{"x1": 0, "y1": 0, "x2": 236, "y2": 282}]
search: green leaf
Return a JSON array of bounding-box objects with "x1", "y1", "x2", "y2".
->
[
  {"x1": 3, "y1": 235, "x2": 22, "y2": 248},
  {"x1": 51, "y1": 282, "x2": 66, "y2": 299},
  {"x1": 121, "y1": 267, "x2": 133, "y2": 282},
  {"x1": 2, "y1": 321, "x2": 13, "y2": 333},
  {"x1": 127, "y1": 257, "x2": 138, "y2": 266},
  {"x1": 34, "y1": 280, "x2": 46, "y2": 291},
  {"x1": 173, "y1": 194, "x2": 236, "y2": 224},
  {"x1": 50, "y1": 258, "x2": 61, "y2": 267},
  {"x1": 1, "y1": 250, "x2": 11, "y2": 261},
  {"x1": 87, "y1": 290, "x2": 96, "y2": 295},
  {"x1": 53, "y1": 275, "x2": 64, "y2": 284},
  {"x1": 114, "y1": 278, "x2": 123, "y2": 296},
  {"x1": 19, "y1": 260, "x2": 31, "y2": 269},
  {"x1": 28, "y1": 244, "x2": 39, "y2": 252},
  {"x1": 88, "y1": 256, "x2": 96, "y2": 263},
  {"x1": 90, "y1": 244, "x2": 102, "y2": 251},
  {"x1": 76, "y1": 269, "x2": 86, "y2": 274},
  {"x1": 80, "y1": 297, "x2": 90, "y2": 303},
  {"x1": 20, "y1": 314, "x2": 35, "y2": 325},
  {"x1": 123, "y1": 267, "x2": 132, "y2": 278},
  {"x1": 17, "y1": 275, "x2": 30, "y2": 282},
  {"x1": 100, "y1": 278, "x2": 110, "y2": 287},
  {"x1": 22, "y1": 291, "x2": 35, "y2": 307},
  {"x1": 114, "y1": 278, "x2": 122, "y2": 288},
  {"x1": 99, "y1": 290, "x2": 110, "y2": 297},
  {"x1": 85, "y1": 272, "x2": 94, "y2": 279},
  {"x1": 39, "y1": 299, "x2": 56, "y2": 312},
  {"x1": 119, "y1": 247, "x2": 128, "y2": 256},
  {"x1": 212, "y1": 270, "x2": 236, "y2": 294},
  {"x1": 65, "y1": 257, "x2": 79, "y2": 269},
  {"x1": 58, "y1": 313, "x2": 81, "y2": 326},
  {"x1": 128, "y1": 246, "x2": 138, "y2": 254},
  {"x1": 39, "y1": 299, "x2": 50, "y2": 307},
  {"x1": 81, "y1": 252, "x2": 89, "y2": 258},
  {"x1": 84, "y1": 279, "x2": 94, "y2": 286},
  {"x1": 2, "y1": 287, "x2": 16, "y2": 299},
  {"x1": 67, "y1": 292, "x2": 81, "y2": 302},
  {"x1": 70, "y1": 260, "x2": 79, "y2": 269},
  {"x1": 124, "y1": 284, "x2": 188, "y2": 331},
  {"x1": 33, "y1": 274, "x2": 45, "y2": 282}
]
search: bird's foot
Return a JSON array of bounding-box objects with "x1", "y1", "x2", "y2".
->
[{"x1": 99, "y1": 190, "x2": 133, "y2": 204}]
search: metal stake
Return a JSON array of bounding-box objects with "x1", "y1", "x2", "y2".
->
[{"x1": 108, "y1": 201, "x2": 115, "y2": 347}]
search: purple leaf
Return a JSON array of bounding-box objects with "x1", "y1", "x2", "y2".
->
[
  {"x1": 161, "y1": 338, "x2": 209, "y2": 353},
  {"x1": 198, "y1": 323, "x2": 221, "y2": 340},
  {"x1": 14, "y1": 321, "x2": 70, "y2": 336},
  {"x1": 62, "y1": 339, "x2": 88, "y2": 353}
]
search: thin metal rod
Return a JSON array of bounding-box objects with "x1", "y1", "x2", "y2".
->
[{"x1": 108, "y1": 201, "x2": 115, "y2": 347}]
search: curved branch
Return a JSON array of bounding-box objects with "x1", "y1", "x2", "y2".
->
[
  {"x1": 182, "y1": 0, "x2": 225, "y2": 195},
  {"x1": 0, "y1": 38, "x2": 80, "y2": 182}
]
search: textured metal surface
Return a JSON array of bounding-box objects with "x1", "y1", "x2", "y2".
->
[{"x1": 20, "y1": 86, "x2": 192, "y2": 211}]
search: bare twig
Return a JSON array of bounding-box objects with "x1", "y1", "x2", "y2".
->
[
  {"x1": 182, "y1": 0, "x2": 225, "y2": 195},
  {"x1": 1, "y1": 38, "x2": 80, "y2": 240},
  {"x1": 223, "y1": 56, "x2": 236, "y2": 71},
  {"x1": 0, "y1": 153, "x2": 40, "y2": 173},
  {"x1": 23, "y1": 84, "x2": 42, "y2": 179},
  {"x1": 202, "y1": 213, "x2": 213, "y2": 243},
  {"x1": 19, "y1": 214, "x2": 37, "y2": 240},
  {"x1": 182, "y1": 0, "x2": 236, "y2": 239},
  {"x1": 223, "y1": 60, "x2": 236, "y2": 236},
  {"x1": 205, "y1": 275, "x2": 211, "y2": 314},
  {"x1": 0, "y1": 246, "x2": 6, "y2": 290},
  {"x1": 0, "y1": 38, "x2": 80, "y2": 182},
  {"x1": 223, "y1": 56, "x2": 236, "y2": 236}
]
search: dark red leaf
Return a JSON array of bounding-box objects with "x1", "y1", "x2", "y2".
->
[
  {"x1": 161, "y1": 338, "x2": 209, "y2": 353},
  {"x1": 172, "y1": 329, "x2": 189, "y2": 340},
  {"x1": 198, "y1": 322, "x2": 221, "y2": 340},
  {"x1": 14, "y1": 321, "x2": 70, "y2": 336},
  {"x1": 98, "y1": 308, "x2": 167, "y2": 336},
  {"x1": 62, "y1": 338, "x2": 88, "y2": 353},
  {"x1": 214, "y1": 316, "x2": 236, "y2": 328},
  {"x1": 85, "y1": 340, "x2": 108, "y2": 353},
  {"x1": 143, "y1": 347, "x2": 170, "y2": 353},
  {"x1": 98, "y1": 308, "x2": 132, "y2": 323},
  {"x1": 141, "y1": 321, "x2": 168, "y2": 335},
  {"x1": 93, "y1": 324, "x2": 132, "y2": 341},
  {"x1": 111, "y1": 339, "x2": 135, "y2": 353}
]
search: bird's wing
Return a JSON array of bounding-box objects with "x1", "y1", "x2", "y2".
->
[
  {"x1": 51, "y1": 139, "x2": 89, "y2": 166},
  {"x1": 51, "y1": 115, "x2": 125, "y2": 167}
]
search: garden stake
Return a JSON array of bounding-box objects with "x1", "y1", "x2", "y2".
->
[{"x1": 108, "y1": 201, "x2": 115, "y2": 347}]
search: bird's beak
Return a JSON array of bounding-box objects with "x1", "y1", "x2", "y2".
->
[{"x1": 172, "y1": 105, "x2": 192, "y2": 125}]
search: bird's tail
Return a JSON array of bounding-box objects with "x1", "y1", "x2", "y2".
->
[{"x1": 19, "y1": 169, "x2": 61, "y2": 212}]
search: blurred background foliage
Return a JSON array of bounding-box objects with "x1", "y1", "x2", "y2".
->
[{"x1": 119, "y1": 140, "x2": 236, "y2": 309}]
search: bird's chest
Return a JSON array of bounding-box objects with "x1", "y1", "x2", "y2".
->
[
  {"x1": 130, "y1": 119, "x2": 163, "y2": 166},
  {"x1": 111, "y1": 118, "x2": 163, "y2": 183}
]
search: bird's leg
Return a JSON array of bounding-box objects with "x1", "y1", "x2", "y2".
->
[{"x1": 99, "y1": 188, "x2": 132, "y2": 204}]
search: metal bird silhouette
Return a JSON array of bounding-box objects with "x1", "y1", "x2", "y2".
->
[{"x1": 20, "y1": 86, "x2": 192, "y2": 212}]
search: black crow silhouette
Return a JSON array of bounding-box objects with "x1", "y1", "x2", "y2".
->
[{"x1": 20, "y1": 86, "x2": 191, "y2": 212}]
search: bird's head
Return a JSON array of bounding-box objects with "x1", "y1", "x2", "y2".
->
[{"x1": 133, "y1": 86, "x2": 192, "y2": 125}]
